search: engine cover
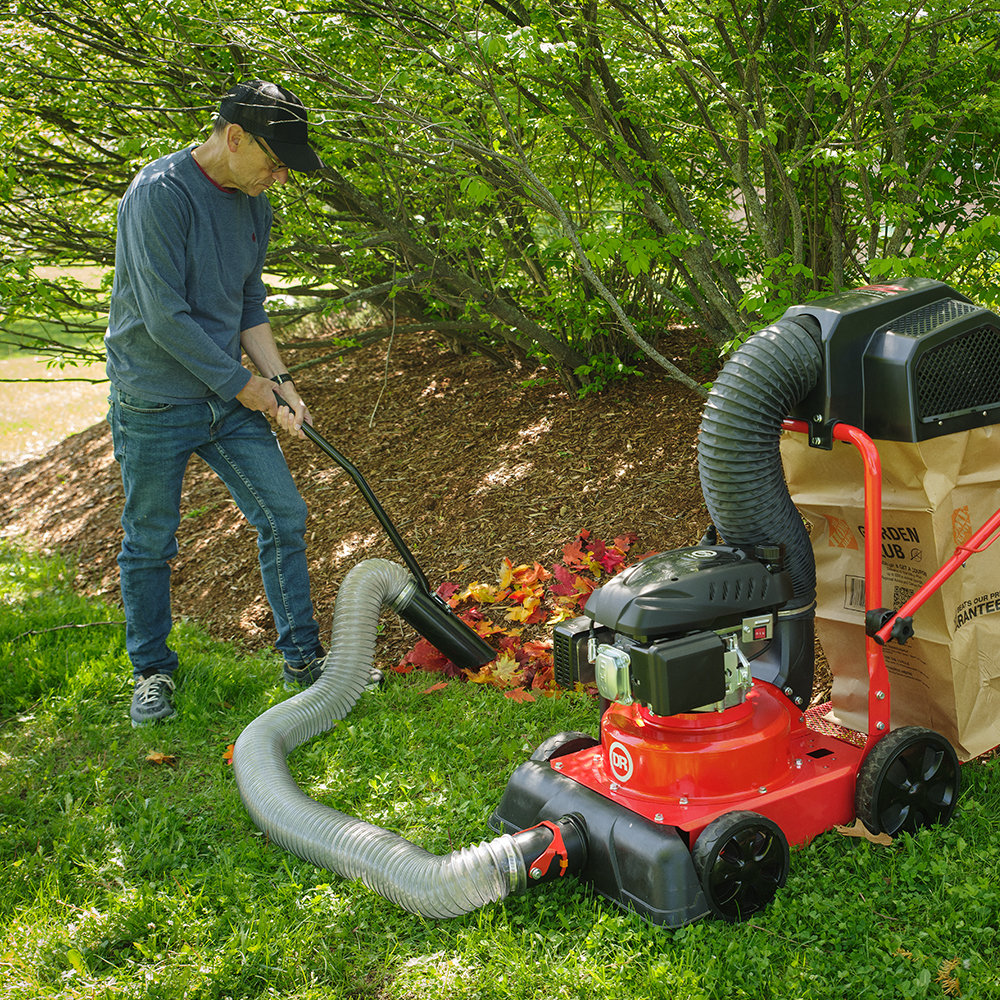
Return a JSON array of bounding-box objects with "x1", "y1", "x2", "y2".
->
[
  {"x1": 554, "y1": 545, "x2": 798, "y2": 716},
  {"x1": 583, "y1": 545, "x2": 794, "y2": 641}
]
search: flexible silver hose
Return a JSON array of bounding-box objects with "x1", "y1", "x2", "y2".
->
[{"x1": 232, "y1": 558, "x2": 526, "y2": 918}]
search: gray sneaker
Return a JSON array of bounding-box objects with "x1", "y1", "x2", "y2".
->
[
  {"x1": 282, "y1": 657, "x2": 385, "y2": 692},
  {"x1": 283, "y1": 655, "x2": 325, "y2": 690},
  {"x1": 130, "y1": 673, "x2": 177, "y2": 727}
]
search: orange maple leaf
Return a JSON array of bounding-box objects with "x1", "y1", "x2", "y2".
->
[
  {"x1": 562, "y1": 536, "x2": 587, "y2": 568},
  {"x1": 518, "y1": 562, "x2": 552, "y2": 585},
  {"x1": 222, "y1": 744, "x2": 235, "y2": 765},
  {"x1": 531, "y1": 663, "x2": 557, "y2": 690},
  {"x1": 522, "y1": 639, "x2": 553, "y2": 660},
  {"x1": 470, "y1": 617, "x2": 504, "y2": 638},
  {"x1": 146, "y1": 750, "x2": 177, "y2": 767},
  {"x1": 505, "y1": 688, "x2": 536, "y2": 703}
]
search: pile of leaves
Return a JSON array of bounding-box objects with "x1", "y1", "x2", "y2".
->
[{"x1": 394, "y1": 529, "x2": 650, "y2": 701}]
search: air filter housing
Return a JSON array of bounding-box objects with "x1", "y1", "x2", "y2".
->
[{"x1": 785, "y1": 278, "x2": 1000, "y2": 442}]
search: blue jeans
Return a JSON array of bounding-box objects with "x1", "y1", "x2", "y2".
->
[{"x1": 108, "y1": 389, "x2": 321, "y2": 679}]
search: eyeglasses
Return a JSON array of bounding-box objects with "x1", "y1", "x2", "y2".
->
[{"x1": 250, "y1": 134, "x2": 288, "y2": 173}]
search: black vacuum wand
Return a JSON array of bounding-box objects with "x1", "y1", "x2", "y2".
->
[{"x1": 284, "y1": 396, "x2": 496, "y2": 671}]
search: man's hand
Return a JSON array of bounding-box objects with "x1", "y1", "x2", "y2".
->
[
  {"x1": 235, "y1": 375, "x2": 313, "y2": 439},
  {"x1": 273, "y1": 380, "x2": 313, "y2": 440}
]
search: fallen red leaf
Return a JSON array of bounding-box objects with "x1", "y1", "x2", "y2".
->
[
  {"x1": 599, "y1": 548, "x2": 626, "y2": 573},
  {"x1": 521, "y1": 639, "x2": 553, "y2": 659},
  {"x1": 421, "y1": 682, "x2": 450, "y2": 693},
  {"x1": 397, "y1": 530, "x2": 643, "y2": 693},
  {"x1": 400, "y1": 637, "x2": 450, "y2": 670},
  {"x1": 589, "y1": 536, "x2": 607, "y2": 564},
  {"x1": 614, "y1": 532, "x2": 638, "y2": 552},
  {"x1": 549, "y1": 562, "x2": 581, "y2": 596},
  {"x1": 505, "y1": 688, "x2": 536, "y2": 703}
]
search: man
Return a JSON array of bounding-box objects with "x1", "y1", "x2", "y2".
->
[{"x1": 106, "y1": 80, "x2": 327, "y2": 726}]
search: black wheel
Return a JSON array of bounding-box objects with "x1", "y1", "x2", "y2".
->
[
  {"x1": 691, "y1": 811, "x2": 789, "y2": 922},
  {"x1": 855, "y1": 726, "x2": 961, "y2": 836},
  {"x1": 530, "y1": 731, "x2": 599, "y2": 763}
]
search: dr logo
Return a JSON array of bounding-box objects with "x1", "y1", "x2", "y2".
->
[{"x1": 608, "y1": 741, "x2": 634, "y2": 783}]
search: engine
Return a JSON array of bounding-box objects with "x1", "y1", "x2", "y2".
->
[{"x1": 554, "y1": 544, "x2": 797, "y2": 715}]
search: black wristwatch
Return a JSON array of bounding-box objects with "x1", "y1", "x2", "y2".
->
[{"x1": 270, "y1": 373, "x2": 294, "y2": 386}]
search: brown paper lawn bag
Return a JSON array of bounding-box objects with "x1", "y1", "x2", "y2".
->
[{"x1": 782, "y1": 425, "x2": 1000, "y2": 760}]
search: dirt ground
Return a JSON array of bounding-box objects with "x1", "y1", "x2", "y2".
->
[{"x1": 0, "y1": 327, "x2": 832, "y2": 699}]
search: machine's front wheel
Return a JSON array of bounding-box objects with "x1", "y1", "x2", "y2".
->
[
  {"x1": 530, "y1": 731, "x2": 599, "y2": 763},
  {"x1": 854, "y1": 726, "x2": 961, "y2": 836},
  {"x1": 691, "y1": 811, "x2": 789, "y2": 922}
]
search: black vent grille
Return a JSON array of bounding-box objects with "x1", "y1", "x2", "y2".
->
[
  {"x1": 876, "y1": 298, "x2": 978, "y2": 340},
  {"x1": 915, "y1": 325, "x2": 1000, "y2": 422},
  {"x1": 554, "y1": 628, "x2": 573, "y2": 688}
]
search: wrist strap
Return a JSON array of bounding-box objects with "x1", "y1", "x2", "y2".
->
[{"x1": 270, "y1": 373, "x2": 294, "y2": 386}]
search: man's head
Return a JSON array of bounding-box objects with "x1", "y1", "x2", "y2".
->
[{"x1": 217, "y1": 80, "x2": 322, "y2": 173}]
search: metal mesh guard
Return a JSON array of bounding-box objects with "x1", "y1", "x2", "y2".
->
[
  {"x1": 915, "y1": 324, "x2": 1000, "y2": 421},
  {"x1": 804, "y1": 702, "x2": 867, "y2": 747},
  {"x1": 875, "y1": 298, "x2": 977, "y2": 340}
]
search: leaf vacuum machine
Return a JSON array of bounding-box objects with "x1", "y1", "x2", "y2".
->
[
  {"x1": 488, "y1": 277, "x2": 999, "y2": 924},
  {"x1": 234, "y1": 277, "x2": 997, "y2": 927}
]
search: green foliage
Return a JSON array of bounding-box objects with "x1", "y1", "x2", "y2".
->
[
  {"x1": 573, "y1": 353, "x2": 644, "y2": 398},
  {"x1": 3, "y1": 0, "x2": 1000, "y2": 389}
]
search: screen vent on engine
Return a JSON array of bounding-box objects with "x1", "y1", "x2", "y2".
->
[{"x1": 914, "y1": 324, "x2": 1000, "y2": 423}]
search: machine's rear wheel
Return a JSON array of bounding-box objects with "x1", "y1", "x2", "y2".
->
[
  {"x1": 854, "y1": 726, "x2": 961, "y2": 836},
  {"x1": 530, "y1": 731, "x2": 599, "y2": 763},
  {"x1": 692, "y1": 811, "x2": 789, "y2": 922}
]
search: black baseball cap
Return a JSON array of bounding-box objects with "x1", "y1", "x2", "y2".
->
[{"x1": 219, "y1": 80, "x2": 322, "y2": 172}]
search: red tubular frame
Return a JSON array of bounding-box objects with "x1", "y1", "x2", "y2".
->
[
  {"x1": 783, "y1": 419, "x2": 890, "y2": 753},
  {"x1": 784, "y1": 418, "x2": 1000, "y2": 757}
]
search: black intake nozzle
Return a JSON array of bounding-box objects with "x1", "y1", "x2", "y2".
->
[{"x1": 393, "y1": 581, "x2": 497, "y2": 670}]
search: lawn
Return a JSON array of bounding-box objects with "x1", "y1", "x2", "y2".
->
[
  {"x1": 1, "y1": 541, "x2": 998, "y2": 999},
  {"x1": 0, "y1": 267, "x2": 111, "y2": 464}
]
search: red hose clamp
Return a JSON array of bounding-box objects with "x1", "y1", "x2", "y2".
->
[{"x1": 528, "y1": 820, "x2": 571, "y2": 878}]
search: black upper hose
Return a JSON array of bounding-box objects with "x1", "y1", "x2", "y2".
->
[{"x1": 697, "y1": 317, "x2": 823, "y2": 606}]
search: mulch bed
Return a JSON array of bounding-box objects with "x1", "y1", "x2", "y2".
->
[{"x1": 0, "y1": 326, "x2": 832, "y2": 699}]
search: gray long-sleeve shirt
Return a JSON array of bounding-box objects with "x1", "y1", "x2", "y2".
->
[{"x1": 105, "y1": 147, "x2": 272, "y2": 404}]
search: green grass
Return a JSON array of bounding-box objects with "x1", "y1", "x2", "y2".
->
[{"x1": 1, "y1": 541, "x2": 998, "y2": 999}]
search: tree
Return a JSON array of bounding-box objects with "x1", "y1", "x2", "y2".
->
[{"x1": 2, "y1": 0, "x2": 998, "y2": 392}]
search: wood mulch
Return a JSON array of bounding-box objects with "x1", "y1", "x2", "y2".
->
[{"x1": 0, "y1": 326, "x2": 832, "y2": 700}]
